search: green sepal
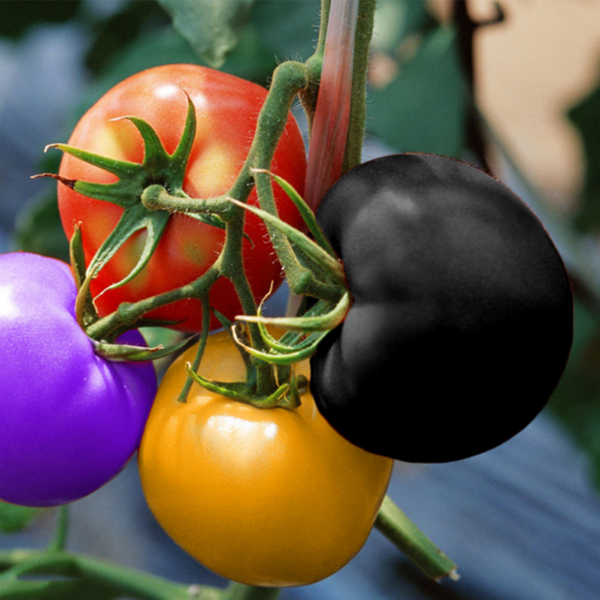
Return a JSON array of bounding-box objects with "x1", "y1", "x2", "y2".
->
[
  {"x1": 0, "y1": 577, "x2": 80, "y2": 598},
  {"x1": 69, "y1": 225, "x2": 98, "y2": 329},
  {"x1": 42, "y1": 94, "x2": 218, "y2": 299},
  {"x1": 252, "y1": 168, "x2": 337, "y2": 258},
  {"x1": 93, "y1": 333, "x2": 198, "y2": 362},
  {"x1": 186, "y1": 364, "x2": 291, "y2": 409},
  {"x1": 228, "y1": 197, "x2": 346, "y2": 287},
  {"x1": 238, "y1": 292, "x2": 351, "y2": 332},
  {"x1": 232, "y1": 324, "x2": 329, "y2": 365},
  {"x1": 211, "y1": 307, "x2": 234, "y2": 331},
  {"x1": 87, "y1": 204, "x2": 171, "y2": 296}
]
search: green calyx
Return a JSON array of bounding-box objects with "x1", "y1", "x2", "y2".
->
[
  {"x1": 36, "y1": 74, "x2": 351, "y2": 410},
  {"x1": 42, "y1": 95, "x2": 198, "y2": 297},
  {"x1": 38, "y1": 93, "x2": 239, "y2": 326}
]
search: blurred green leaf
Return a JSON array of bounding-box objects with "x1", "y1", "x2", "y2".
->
[
  {"x1": 248, "y1": 0, "x2": 319, "y2": 62},
  {"x1": 568, "y1": 66, "x2": 600, "y2": 232},
  {"x1": 0, "y1": 501, "x2": 39, "y2": 533},
  {"x1": 84, "y1": 0, "x2": 169, "y2": 76},
  {"x1": 157, "y1": 0, "x2": 255, "y2": 68},
  {"x1": 75, "y1": 25, "x2": 275, "y2": 123},
  {"x1": 368, "y1": 25, "x2": 469, "y2": 158},
  {"x1": 0, "y1": 0, "x2": 82, "y2": 38},
  {"x1": 13, "y1": 191, "x2": 69, "y2": 263},
  {"x1": 549, "y1": 300, "x2": 600, "y2": 488},
  {"x1": 372, "y1": 0, "x2": 435, "y2": 53}
]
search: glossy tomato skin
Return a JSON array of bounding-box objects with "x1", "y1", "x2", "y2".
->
[
  {"x1": 0, "y1": 252, "x2": 157, "y2": 507},
  {"x1": 57, "y1": 64, "x2": 307, "y2": 332},
  {"x1": 138, "y1": 331, "x2": 393, "y2": 587},
  {"x1": 311, "y1": 153, "x2": 573, "y2": 463}
]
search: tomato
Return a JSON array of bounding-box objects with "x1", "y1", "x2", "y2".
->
[
  {"x1": 0, "y1": 252, "x2": 157, "y2": 507},
  {"x1": 138, "y1": 331, "x2": 393, "y2": 587},
  {"x1": 310, "y1": 153, "x2": 573, "y2": 463},
  {"x1": 57, "y1": 64, "x2": 307, "y2": 332}
]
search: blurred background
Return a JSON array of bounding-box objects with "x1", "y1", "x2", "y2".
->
[{"x1": 1, "y1": 1, "x2": 600, "y2": 599}]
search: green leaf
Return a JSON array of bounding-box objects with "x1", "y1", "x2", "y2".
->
[
  {"x1": 0, "y1": 501, "x2": 39, "y2": 533},
  {"x1": 13, "y1": 192, "x2": 69, "y2": 263},
  {"x1": 248, "y1": 0, "x2": 319, "y2": 62},
  {"x1": 157, "y1": 0, "x2": 255, "y2": 68},
  {"x1": 568, "y1": 71, "x2": 600, "y2": 232},
  {"x1": 368, "y1": 25, "x2": 469, "y2": 158},
  {"x1": 0, "y1": 0, "x2": 81, "y2": 39},
  {"x1": 372, "y1": 0, "x2": 435, "y2": 53},
  {"x1": 84, "y1": 0, "x2": 170, "y2": 76}
]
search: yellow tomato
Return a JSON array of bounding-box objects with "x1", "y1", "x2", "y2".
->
[{"x1": 138, "y1": 330, "x2": 393, "y2": 587}]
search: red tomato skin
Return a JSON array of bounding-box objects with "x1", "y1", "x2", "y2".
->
[{"x1": 57, "y1": 64, "x2": 307, "y2": 332}]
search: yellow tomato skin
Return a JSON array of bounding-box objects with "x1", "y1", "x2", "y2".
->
[{"x1": 138, "y1": 331, "x2": 393, "y2": 587}]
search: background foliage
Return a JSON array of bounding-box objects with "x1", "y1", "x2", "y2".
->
[{"x1": 1, "y1": 0, "x2": 600, "y2": 590}]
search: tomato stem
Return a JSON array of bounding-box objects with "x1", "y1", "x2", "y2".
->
[
  {"x1": 375, "y1": 495, "x2": 459, "y2": 582},
  {"x1": 46, "y1": 506, "x2": 69, "y2": 553},
  {"x1": 341, "y1": 0, "x2": 377, "y2": 173}
]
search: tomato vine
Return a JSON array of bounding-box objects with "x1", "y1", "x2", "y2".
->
[{"x1": 1, "y1": 0, "x2": 467, "y2": 598}]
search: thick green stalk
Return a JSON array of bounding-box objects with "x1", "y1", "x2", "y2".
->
[
  {"x1": 375, "y1": 496, "x2": 459, "y2": 581},
  {"x1": 0, "y1": 550, "x2": 204, "y2": 600},
  {"x1": 342, "y1": 0, "x2": 377, "y2": 172}
]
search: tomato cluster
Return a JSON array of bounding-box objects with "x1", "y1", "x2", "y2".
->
[
  {"x1": 2, "y1": 64, "x2": 393, "y2": 587},
  {"x1": 1, "y1": 61, "x2": 574, "y2": 589}
]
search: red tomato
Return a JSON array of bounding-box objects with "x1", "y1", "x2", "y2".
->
[{"x1": 57, "y1": 64, "x2": 307, "y2": 332}]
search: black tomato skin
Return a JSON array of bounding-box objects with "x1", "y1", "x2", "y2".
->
[{"x1": 310, "y1": 153, "x2": 573, "y2": 463}]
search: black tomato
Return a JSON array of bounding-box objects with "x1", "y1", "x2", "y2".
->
[{"x1": 309, "y1": 153, "x2": 573, "y2": 463}]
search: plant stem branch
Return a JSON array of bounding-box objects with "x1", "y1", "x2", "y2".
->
[
  {"x1": 46, "y1": 506, "x2": 69, "y2": 552},
  {"x1": 0, "y1": 550, "x2": 205, "y2": 600},
  {"x1": 342, "y1": 0, "x2": 377, "y2": 173},
  {"x1": 375, "y1": 495, "x2": 459, "y2": 582}
]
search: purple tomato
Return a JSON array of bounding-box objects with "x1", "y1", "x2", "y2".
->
[{"x1": 0, "y1": 252, "x2": 157, "y2": 507}]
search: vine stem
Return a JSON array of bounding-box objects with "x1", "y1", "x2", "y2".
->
[
  {"x1": 0, "y1": 550, "x2": 203, "y2": 600},
  {"x1": 375, "y1": 496, "x2": 459, "y2": 581},
  {"x1": 288, "y1": 0, "x2": 375, "y2": 316}
]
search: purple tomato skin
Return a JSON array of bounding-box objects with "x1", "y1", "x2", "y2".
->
[{"x1": 0, "y1": 252, "x2": 157, "y2": 507}]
